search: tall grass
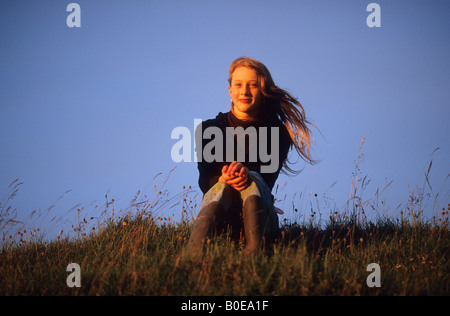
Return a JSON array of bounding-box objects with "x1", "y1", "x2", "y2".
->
[
  {"x1": 1, "y1": 147, "x2": 449, "y2": 296},
  {"x1": 1, "y1": 206, "x2": 448, "y2": 296}
]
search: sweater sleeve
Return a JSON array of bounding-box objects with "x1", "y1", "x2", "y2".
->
[{"x1": 195, "y1": 118, "x2": 225, "y2": 194}]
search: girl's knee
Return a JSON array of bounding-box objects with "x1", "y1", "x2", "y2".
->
[
  {"x1": 242, "y1": 172, "x2": 265, "y2": 197},
  {"x1": 209, "y1": 181, "x2": 233, "y2": 196},
  {"x1": 203, "y1": 181, "x2": 238, "y2": 206}
]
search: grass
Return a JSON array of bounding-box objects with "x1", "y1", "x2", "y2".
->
[
  {"x1": 1, "y1": 198, "x2": 448, "y2": 296},
  {"x1": 1, "y1": 146, "x2": 449, "y2": 296}
]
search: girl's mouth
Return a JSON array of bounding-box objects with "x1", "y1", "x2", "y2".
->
[{"x1": 239, "y1": 99, "x2": 252, "y2": 104}]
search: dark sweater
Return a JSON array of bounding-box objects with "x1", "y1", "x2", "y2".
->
[{"x1": 196, "y1": 111, "x2": 292, "y2": 194}]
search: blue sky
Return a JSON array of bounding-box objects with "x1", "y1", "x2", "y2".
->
[{"x1": 1, "y1": 0, "x2": 449, "y2": 239}]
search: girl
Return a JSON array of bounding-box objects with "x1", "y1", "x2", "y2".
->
[{"x1": 187, "y1": 57, "x2": 314, "y2": 258}]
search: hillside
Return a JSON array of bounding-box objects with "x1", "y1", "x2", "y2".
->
[{"x1": 1, "y1": 207, "x2": 448, "y2": 296}]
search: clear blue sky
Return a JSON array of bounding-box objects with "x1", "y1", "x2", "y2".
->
[{"x1": 1, "y1": 0, "x2": 449, "y2": 239}]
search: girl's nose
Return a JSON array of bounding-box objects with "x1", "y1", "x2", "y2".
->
[{"x1": 240, "y1": 85, "x2": 251, "y2": 95}]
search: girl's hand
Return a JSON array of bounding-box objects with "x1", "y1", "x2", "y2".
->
[{"x1": 219, "y1": 161, "x2": 250, "y2": 191}]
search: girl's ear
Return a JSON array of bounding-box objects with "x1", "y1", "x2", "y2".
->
[{"x1": 228, "y1": 85, "x2": 232, "y2": 97}]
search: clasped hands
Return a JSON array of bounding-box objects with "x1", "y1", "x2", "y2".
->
[{"x1": 218, "y1": 161, "x2": 250, "y2": 191}]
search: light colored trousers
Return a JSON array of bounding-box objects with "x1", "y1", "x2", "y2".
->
[{"x1": 194, "y1": 171, "x2": 280, "y2": 240}]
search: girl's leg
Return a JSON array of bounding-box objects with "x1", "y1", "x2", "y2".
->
[
  {"x1": 240, "y1": 171, "x2": 279, "y2": 255},
  {"x1": 186, "y1": 182, "x2": 241, "y2": 259}
]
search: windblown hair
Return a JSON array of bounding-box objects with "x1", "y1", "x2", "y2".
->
[{"x1": 228, "y1": 56, "x2": 316, "y2": 174}]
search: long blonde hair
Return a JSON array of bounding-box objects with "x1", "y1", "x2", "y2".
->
[{"x1": 228, "y1": 56, "x2": 315, "y2": 174}]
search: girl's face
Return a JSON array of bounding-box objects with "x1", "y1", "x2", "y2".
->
[{"x1": 228, "y1": 67, "x2": 264, "y2": 119}]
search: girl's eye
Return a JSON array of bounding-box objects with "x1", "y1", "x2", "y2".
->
[{"x1": 233, "y1": 83, "x2": 257, "y2": 88}]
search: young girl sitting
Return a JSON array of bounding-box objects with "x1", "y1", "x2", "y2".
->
[{"x1": 187, "y1": 57, "x2": 315, "y2": 258}]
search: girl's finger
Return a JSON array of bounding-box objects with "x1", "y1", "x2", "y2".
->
[
  {"x1": 232, "y1": 162, "x2": 244, "y2": 175},
  {"x1": 222, "y1": 165, "x2": 229, "y2": 174},
  {"x1": 233, "y1": 176, "x2": 249, "y2": 187},
  {"x1": 233, "y1": 182, "x2": 249, "y2": 191},
  {"x1": 228, "y1": 161, "x2": 237, "y2": 175},
  {"x1": 226, "y1": 176, "x2": 244, "y2": 185},
  {"x1": 222, "y1": 172, "x2": 237, "y2": 182},
  {"x1": 239, "y1": 166, "x2": 248, "y2": 178},
  {"x1": 229, "y1": 161, "x2": 237, "y2": 175}
]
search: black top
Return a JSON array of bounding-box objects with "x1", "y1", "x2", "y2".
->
[{"x1": 196, "y1": 111, "x2": 292, "y2": 194}]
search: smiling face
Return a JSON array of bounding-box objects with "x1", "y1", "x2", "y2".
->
[{"x1": 228, "y1": 67, "x2": 264, "y2": 120}]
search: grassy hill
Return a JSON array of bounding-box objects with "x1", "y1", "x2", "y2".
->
[
  {"x1": 1, "y1": 153, "x2": 449, "y2": 296},
  {"x1": 1, "y1": 205, "x2": 448, "y2": 296}
]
